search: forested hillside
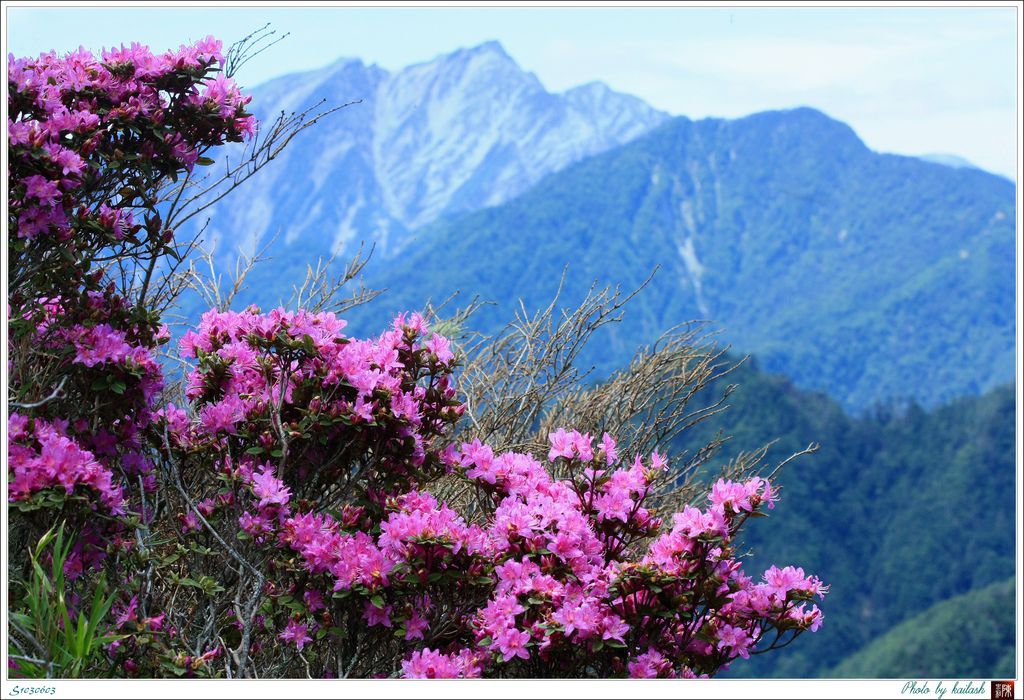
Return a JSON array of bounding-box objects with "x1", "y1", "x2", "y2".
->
[
  {"x1": 675, "y1": 360, "x2": 1016, "y2": 677},
  {"x1": 340, "y1": 109, "x2": 1015, "y2": 412}
]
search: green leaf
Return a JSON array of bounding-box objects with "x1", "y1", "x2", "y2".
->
[{"x1": 75, "y1": 612, "x2": 89, "y2": 656}]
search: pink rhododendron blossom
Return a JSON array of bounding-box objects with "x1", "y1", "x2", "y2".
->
[
  {"x1": 599, "y1": 432, "x2": 618, "y2": 465},
  {"x1": 363, "y1": 601, "x2": 394, "y2": 628},
  {"x1": 279, "y1": 619, "x2": 313, "y2": 651},
  {"x1": 425, "y1": 333, "x2": 454, "y2": 363},
  {"x1": 495, "y1": 627, "x2": 531, "y2": 662},
  {"x1": 402, "y1": 648, "x2": 482, "y2": 679},
  {"x1": 250, "y1": 466, "x2": 291, "y2": 509}
]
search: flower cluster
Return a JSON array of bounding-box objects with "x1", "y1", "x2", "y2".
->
[
  {"x1": 8, "y1": 39, "x2": 258, "y2": 676},
  {"x1": 7, "y1": 413, "x2": 125, "y2": 514},
  {"x1": 402, "y1": 648, "x2": 484, "y2": 679},
  {"x1": 8, "y1": 36, "x2": 255, "y2": 524},
  {"x1": 8, "y1": 38, "x2": 253, "y2": 242},
  {"x1": 168, "y1": 307, "x2": 462, "y2": 498},
  {"x1": 160, "y1": 352, "x2": 826, "y2": 679},
  {"x1": 436, "y1": 431, "x2": 827, "y2": 678},
  {"x1": 8, "y1": 288, "x2": 166, "y2": 521}
]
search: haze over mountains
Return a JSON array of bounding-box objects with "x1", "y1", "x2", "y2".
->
[{"x1": 181, "y1": 42, "x2": 1017, "y2": 678}]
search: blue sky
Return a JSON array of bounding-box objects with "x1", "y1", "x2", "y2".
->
[{"x1": 6, "y1": 4, "x2": 1018, "y2": 178}]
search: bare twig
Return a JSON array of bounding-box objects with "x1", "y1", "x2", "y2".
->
[{"x1": 10, "y1": 376, "x2": 67, "y2": 409}]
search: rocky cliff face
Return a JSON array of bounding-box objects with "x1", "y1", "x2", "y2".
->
[{"x1": 194, "y1": 41, "x2": 668, "y2": 262}]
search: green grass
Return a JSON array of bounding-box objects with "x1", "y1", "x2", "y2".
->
[{"x1": 8, "y1": 523, "x2": 124, "y2": 678}]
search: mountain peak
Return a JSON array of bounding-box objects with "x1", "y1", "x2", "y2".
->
[
  {"x1": 919, "y1": 153, "x2": 979, "y2": 170},
  {"x1": 200, "y1": 42, "x2": 669, "y2": 267},
  {"x1": 747, "y1": 106, "x2": 849, "y2": 128},
  {"x1": 727, "y1": 106, "x2": 866, "y2": 155},
  {"x1": 566, "y1": 80, "x2": 610, "y2": 93},
  {"x1": 324, "y1": 55, "x2": 366, "y2": 70},
  {"x1": 440, "y1": 40, "x2": 517, "y2": 67},
  {"x1": 461, "y1": 39, "x2": 511, "y2": 58},
  {"x1": 563, "y1": 81, "x2": 614, "y2": 100}
]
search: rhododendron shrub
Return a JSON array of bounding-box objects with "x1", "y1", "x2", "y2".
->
[
  {"x1": 7, "y1": 37, "x2": 826, "y2": 680},
  {"x1": 7, "y1": 38, "x2": 255, "y2": 677},
  {"x1": 146, "y1": 307, "x2": 825, "y2": 679},
  {"x1": 8, "y1": 39, "x2": 252, "y2": 501}
]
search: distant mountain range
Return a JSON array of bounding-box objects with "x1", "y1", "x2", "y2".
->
[
  {"x1": 194, "y1": 41, "x2": 667, "y2": 262},
  {"x1": 185, "y1": 44, "x2": 1015, "y2": 413},
  {"x1": 918, "y1": 153, "x2": 983, "y2": 172},
  {"x1": 344, "y1": 106, "x2": 1015, "y2": 411},
  {"x1": 829, "y1": 578, "x2": 1015, "y2": 678},
  {"x1": 675, "y1": 362, "x2": 1015, "y2": 677}
]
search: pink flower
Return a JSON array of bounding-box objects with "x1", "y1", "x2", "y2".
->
[
  {"x1": 495, "y1": 627, "x2": 531, "y2": 662},
  {"x1": 44, "y1": 144, "x2": 86, "y2": 175},
  {"x1": 806, "y1": 605, "x2": 825, "y2": 632},
  {"x1": 571, "y1": 431, "x2": 594, "y2": 462},
  {"x1": 251, "y1": 466, "x2": 291, "y2": 509},
  {"x1": 405, "y1": 610, "x2": 429, "y2": 640},
  {"x1": 716, "y1": 624, "x2": 752, "y2": 659},
  {"x1": 548, "y1": 428, "x2": 575, "y2": 461},
  {"x1": 548, "y1": 428, "x2": 594, "y2": 462},
  {"x1": 402, "y1": 648, "x2": 481, "y2": 679},
  {"x1": 8, "y1": 414, "x2": 29, "y2": 441},
  {"x1": 593, "y1": 489, "x2": 633, "y2": 523},
  {"x1": 461, "y1": 438, "x2": 495, "y2": 478},
  {"x1": 7, "y1": 421, "x2": 125, "y2": 513},
  {"x1": 649, "y1": 451, "x2": 668, "y2": 471},
  {"x1": 23, "y1": 175, "x2": 62, "y2": 205},
  {"x1": 114, "y1": 596, "x2": 138, "y2": 629},
  {"x1": 279, "y1": 619, "x2": 313, "y2": 651},
  {"x1": 425, "y1": 333, "x2": 454, "y2": 363},
  {"x1": 628, "y1": 649, "x2": 672, "y2": 678},
  {"x1": 199, "y1": 396, "x2": 245, "y2": 435},
  {"x1": 363, "y1": 600, "x2": 393, "y2": 628},
  {"x1": 238, "y1": 511, "x2": 272, "y2": 540},
  {"x1": 71, "y1": 323, "x2": 132, "y2": 367},
  {"x1": 180, "y1": 511, "x2": 201, "y2": 534},
  {"x1": 304, "y1": 589, "x2": 325, "y2": 613},
  {"x1": 598, "y1": 613, "x2": 629, "y2": 643},
  {"x1": 599, "y1": 432, "x2": 618, "y2": 465}
]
